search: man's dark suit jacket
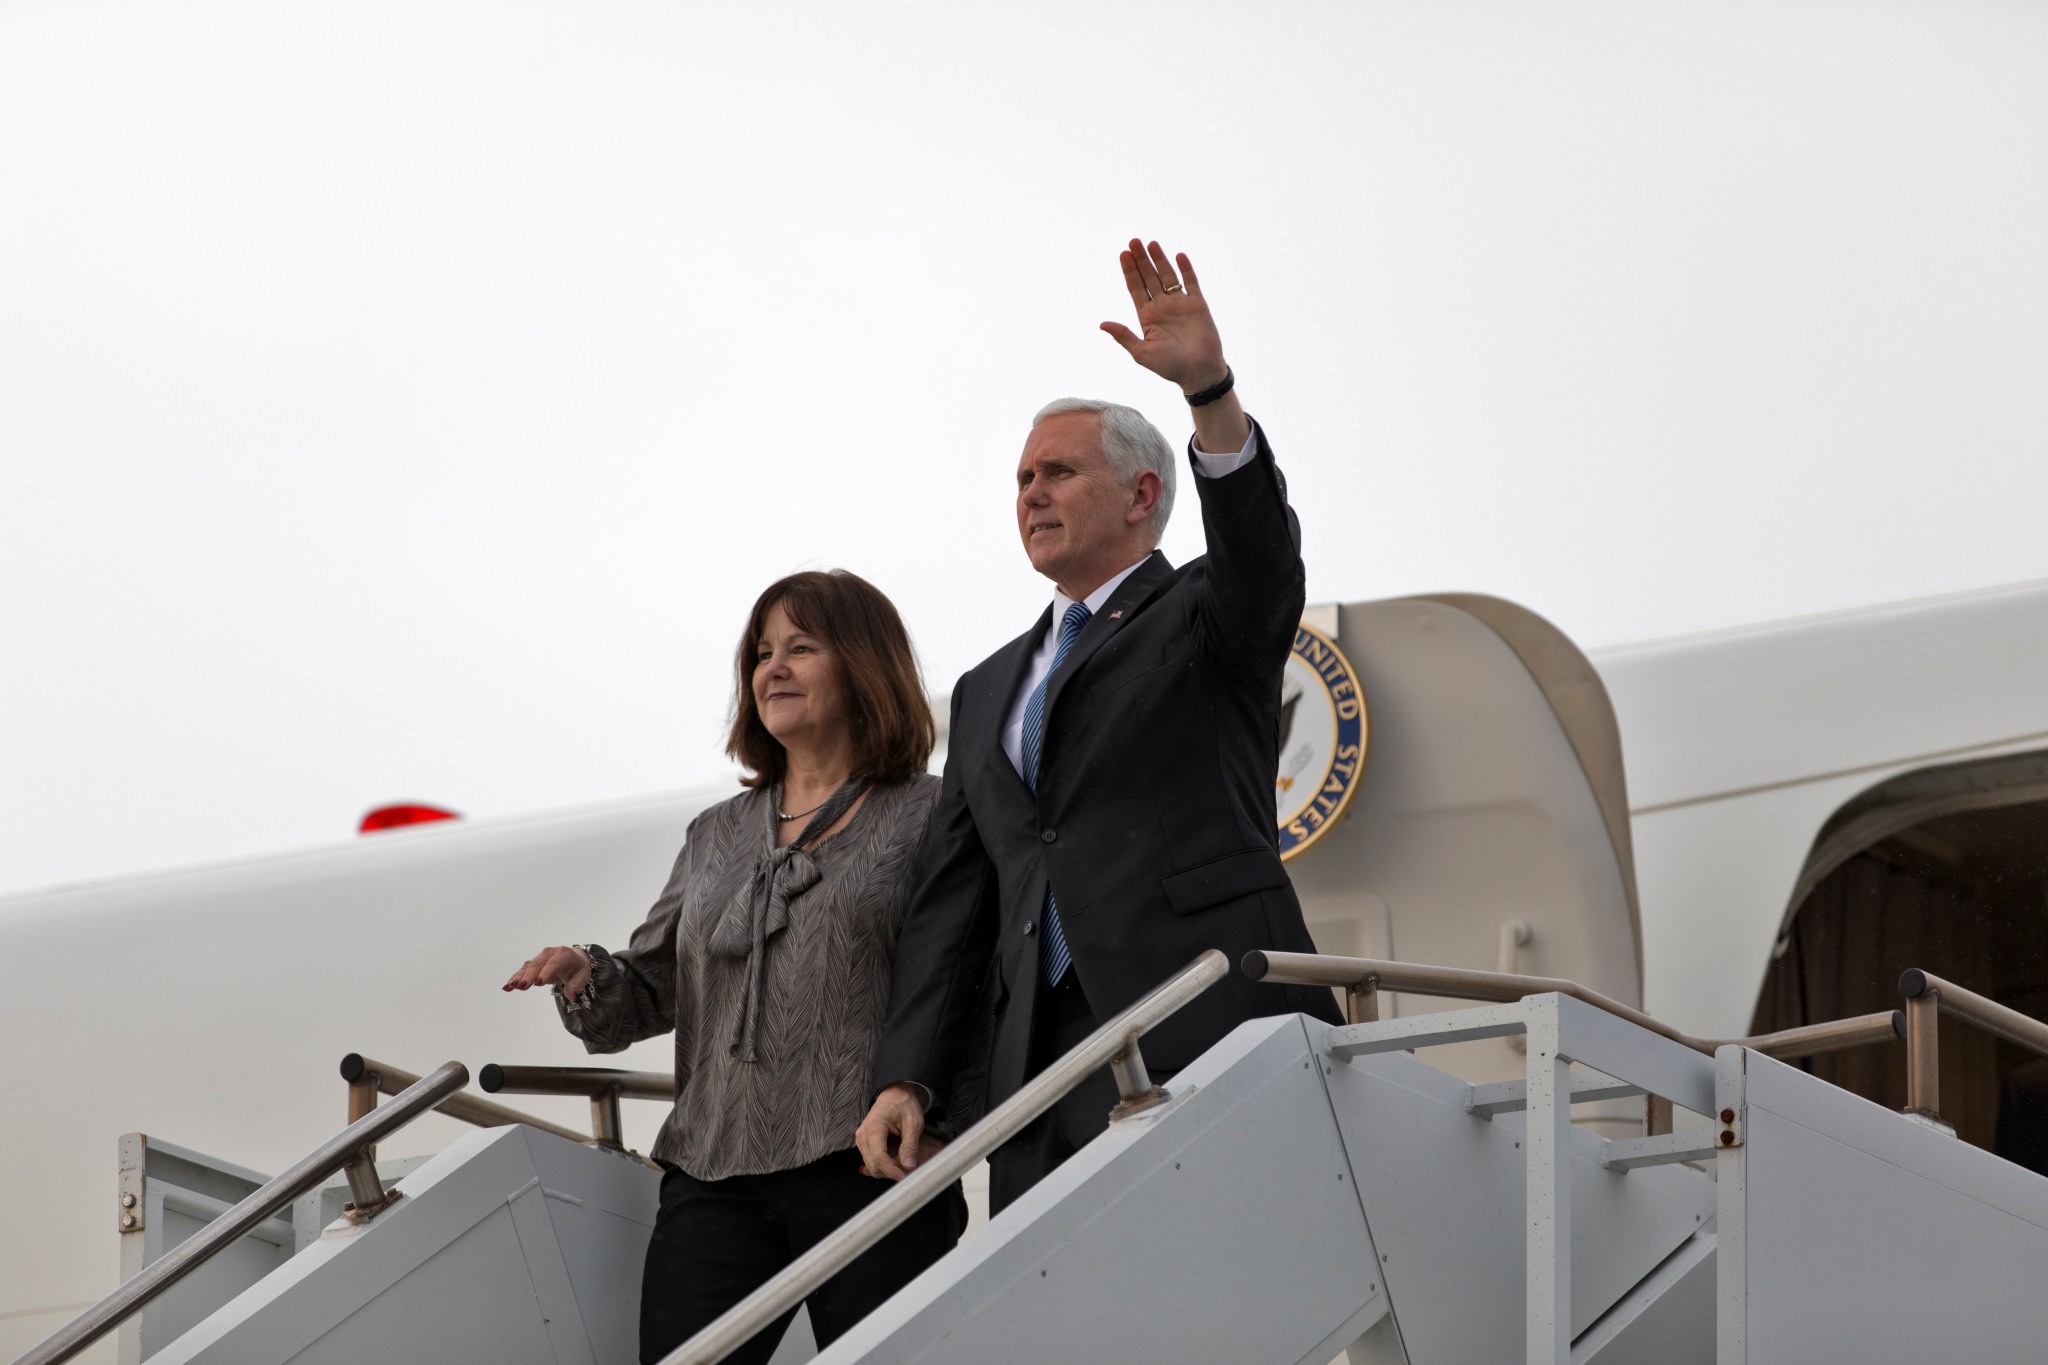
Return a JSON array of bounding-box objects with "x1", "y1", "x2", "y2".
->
[{"x1": 873, "y1": 422, "x2": 1343, "y2": 1122}]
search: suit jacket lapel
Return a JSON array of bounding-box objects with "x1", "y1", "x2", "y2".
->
[
  {"x1": 1042, "y1": 550, "x2": 1175, "y2": 721},
  {"x1": 976, "y1": 606, "x2": 1051, "y2": 798}
]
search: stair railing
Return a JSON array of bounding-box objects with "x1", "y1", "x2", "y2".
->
[
  {"x1": 1899, "y1": 968, "x2": 2048, "y2": 1129},
  {"x1": 1245, "y1": 952, "x2": 1902, "y2": 1137},
  {"x1": 477, "y1": 1063, "x2": 674, "y2": 1150},
  {"x1": 341, "y1": 1052, "x2": 592, "y2": 1147},
  {"x1": 655, "y1": 948, "x2": 1230, "y2": 1365},
  {"x1": 16, "y1": 1062, "x2": 470, "y2": 1365},
  {"x1": 1245, "y1": 951, "x2": 1904, "y2": 1059}
]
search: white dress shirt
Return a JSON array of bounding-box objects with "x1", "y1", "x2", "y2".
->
[{"x1": 999, "y1": 422, "x2": 1260, "y2": 780}]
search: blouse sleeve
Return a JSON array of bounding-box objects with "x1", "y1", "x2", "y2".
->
[{"x1": 554, "y1": 822, "x2": 698, "y2": 1053}]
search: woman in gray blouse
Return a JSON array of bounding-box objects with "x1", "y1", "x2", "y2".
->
[{"x1": 503, "y1": 569, "x2": 963, "y2": 1365}]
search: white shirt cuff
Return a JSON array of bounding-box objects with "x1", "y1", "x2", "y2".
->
[{"x1": 1191, "y1": 417, "x2": 1258, "y2": 479}]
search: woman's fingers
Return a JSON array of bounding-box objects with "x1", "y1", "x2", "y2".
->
[
  {"x1": 1176, "y1": 251, "x2": 1202, "y2": 298},
  {"x1": 503, "y1": 946, "x2": 585, "y2": 991}
]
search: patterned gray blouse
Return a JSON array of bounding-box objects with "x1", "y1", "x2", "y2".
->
[{"x1": 556, "y1": 775, "x2": 940, "y2": 1181}]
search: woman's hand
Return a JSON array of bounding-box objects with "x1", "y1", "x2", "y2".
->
[{"x1": 503, "y1": 945, "x2": 592, "y2": 999}]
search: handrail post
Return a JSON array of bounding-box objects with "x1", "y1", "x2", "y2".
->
[
  {"x1": 339, "y1": 1051, "x2": 400, "y2": 1219},
  {"x1": 347, "y1": 1069, "x2": 380, "y2": 1124},
  {"x1": 340, "y1": 1148, "x2": 398, "y2": 1222},
  {"x1": 1900, "y1": 969, "x2": 1945, "y2": 1125},
  {"x1": 1905, "y1": 991, "x2": 1941, "y2": 1122},
  {"x1": 1346, "y1": 975, "x2": 1379, "y2": 1025},
  {"x1": 346, "y1": 1061, "x2": 381, "y2": 1169},
  {"x1": 590, "y1": 1086, "x2": 626, "y2": 1149},
  {"x1": 1107, "y1": 1034, "x2": 1166, "y2": 1121}
]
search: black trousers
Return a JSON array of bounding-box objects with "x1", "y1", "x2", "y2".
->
[
  {"x1": 988, "y1": 972, "x2": 1175, "y2": 1216},
  {"x1": 638, "y1": 1148, "x2": 966, "y2": 1365}
]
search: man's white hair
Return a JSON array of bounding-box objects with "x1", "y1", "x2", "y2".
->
[{"x1": 1031, "y1": 397, "x2": 1178, "y2": 542}]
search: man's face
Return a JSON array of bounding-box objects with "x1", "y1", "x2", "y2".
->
[{"x1": 1015, "y1": 410, "x2": 1142, "y2": 594}]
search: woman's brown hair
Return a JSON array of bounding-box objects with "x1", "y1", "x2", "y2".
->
[{"x1": 725, "y1": 570, "x2": 935, "y2": 788}]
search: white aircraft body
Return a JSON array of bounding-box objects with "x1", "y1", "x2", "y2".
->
[{"x1": 5, "y1": 579, "x2": 2046, "y2": 1362}]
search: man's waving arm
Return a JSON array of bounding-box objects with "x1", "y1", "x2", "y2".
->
[{"x1": 1101, "y1": 238, "x2": 1303, "y2": 672}]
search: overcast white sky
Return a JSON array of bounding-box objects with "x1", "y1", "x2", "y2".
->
[{"x1": 4, "y1": 1, "x2": 2045, "y2": 896}]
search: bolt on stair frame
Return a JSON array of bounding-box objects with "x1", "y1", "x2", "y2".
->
[
  {"x1": 16, "y1": 1063, "x2": 471, "y2": 1365},
  {"x1": 1899, "y1": 968, "x2": 2048, "y2": 1130},
  {"x1": 1244, "y1": 951, "x2": 1905, "y2": 1060},
  {"x1": 655, "y1": 949, "x2": 1230, "y2": 1365},
  {"x1": 478, "y1": 1064, "x2": 674, "y2": 1149}
]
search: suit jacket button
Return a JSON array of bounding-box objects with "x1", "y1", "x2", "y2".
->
[
  {"x1": 1041, "y1": 828, "x2": 1057, "y2": 843},
  {"x1": 1023, "y1": 922, "x2": 1035, "y2": 935}
]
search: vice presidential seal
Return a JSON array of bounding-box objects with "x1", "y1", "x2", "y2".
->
[{"x1": 1276, "y1": 622, "x2": 1368, "y2": 860}]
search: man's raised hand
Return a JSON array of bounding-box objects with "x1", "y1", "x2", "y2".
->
[{"x1": 1100, "y1": 239, "x2": 1229, "y2": 396}]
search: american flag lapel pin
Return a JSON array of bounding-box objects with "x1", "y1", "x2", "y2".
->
[{"x1": 1108, "y1": 610, "x2": 1123, "y2": 619}]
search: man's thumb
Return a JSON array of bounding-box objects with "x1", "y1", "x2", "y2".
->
[{"x1": 1100, "y1": 321, "x2": 1141, "y2": 353}]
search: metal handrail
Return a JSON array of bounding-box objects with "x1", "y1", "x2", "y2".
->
[
  {"x1": 656, "y1": 949, "x2": 1231, "y2": 1365},
  {"x1": 15, "y1": 1062, "x2": 469, "y2": 1365},
  {"x1": 1899, "y1": 968, "x2": 2048, "y2": 1125},
  {"x1": 1244, "y1": 951, "x2": 1905, "y2": 1061},
  {"x1": 342, "y1": 1053, "x2": 590, "y2": 1145},
  {"x1": 479, "y1": 1064, "x2": 674, "y2": 1148}
]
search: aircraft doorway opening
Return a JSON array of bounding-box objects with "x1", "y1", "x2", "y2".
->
[{"x1": 1753, "y1": 749, "x2": 2048, "y2": 1175}]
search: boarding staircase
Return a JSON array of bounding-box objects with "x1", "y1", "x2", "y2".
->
[{"x1": 23, "y1": 954, "x2": 2048, "y2": 1365}]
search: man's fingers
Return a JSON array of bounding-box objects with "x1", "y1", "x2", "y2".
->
[
  {"x1": 1117, "y1": 248, "x2": 1148, "y2": 310},
  {"x1": 855, "y1": 1116, "x2": 907, "y2": 1180},
  {"x1": 1100, "y1": 320, "x2": 1141, "y2": 353},
  {"x1": 1128, "y1": 237, "x2": 1165, "y2": 297},
  {"x1": 900, "y1": 1107, "x2": 925, "y2": 1170},
  {"x1": 853, "y1": 1120, "x2": 881, "y2": 1169},
  {"x1": 1176, "y1": 252, "x2": 1202, "y2": 298},
  {"x1": 1146, "y1": 240, "x2": 1183, "y2": 295}
]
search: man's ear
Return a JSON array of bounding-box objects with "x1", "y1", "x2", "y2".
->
[{"x1": 1126, "y1": 470, "x2": 1163, "y2": 526}]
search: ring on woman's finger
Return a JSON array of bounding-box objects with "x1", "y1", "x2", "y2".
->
[{"x1": 1163, "y1": 283, "x2": 1183, "y2": 294}]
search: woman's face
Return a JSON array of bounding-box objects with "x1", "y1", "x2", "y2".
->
[{"x1": 753, "y1": 601, "x2": 849, "y2": 752}]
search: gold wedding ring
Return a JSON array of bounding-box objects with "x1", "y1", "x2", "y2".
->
[{"x1": 1163, "y1": 283, "x2": 1184, "y2": 294}]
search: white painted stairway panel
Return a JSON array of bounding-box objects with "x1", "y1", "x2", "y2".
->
[{"x1": 150, "y1": 1125, "x2": 659, "y2": 1365}]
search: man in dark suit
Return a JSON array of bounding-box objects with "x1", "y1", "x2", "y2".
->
[{"x1": 855, "y1": 239, "x2": 1341, "y2": 1211}]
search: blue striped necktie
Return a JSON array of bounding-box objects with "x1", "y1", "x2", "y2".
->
[{"x1": 1022, "y1": 601, "x2": 1091, "y2": 985}]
